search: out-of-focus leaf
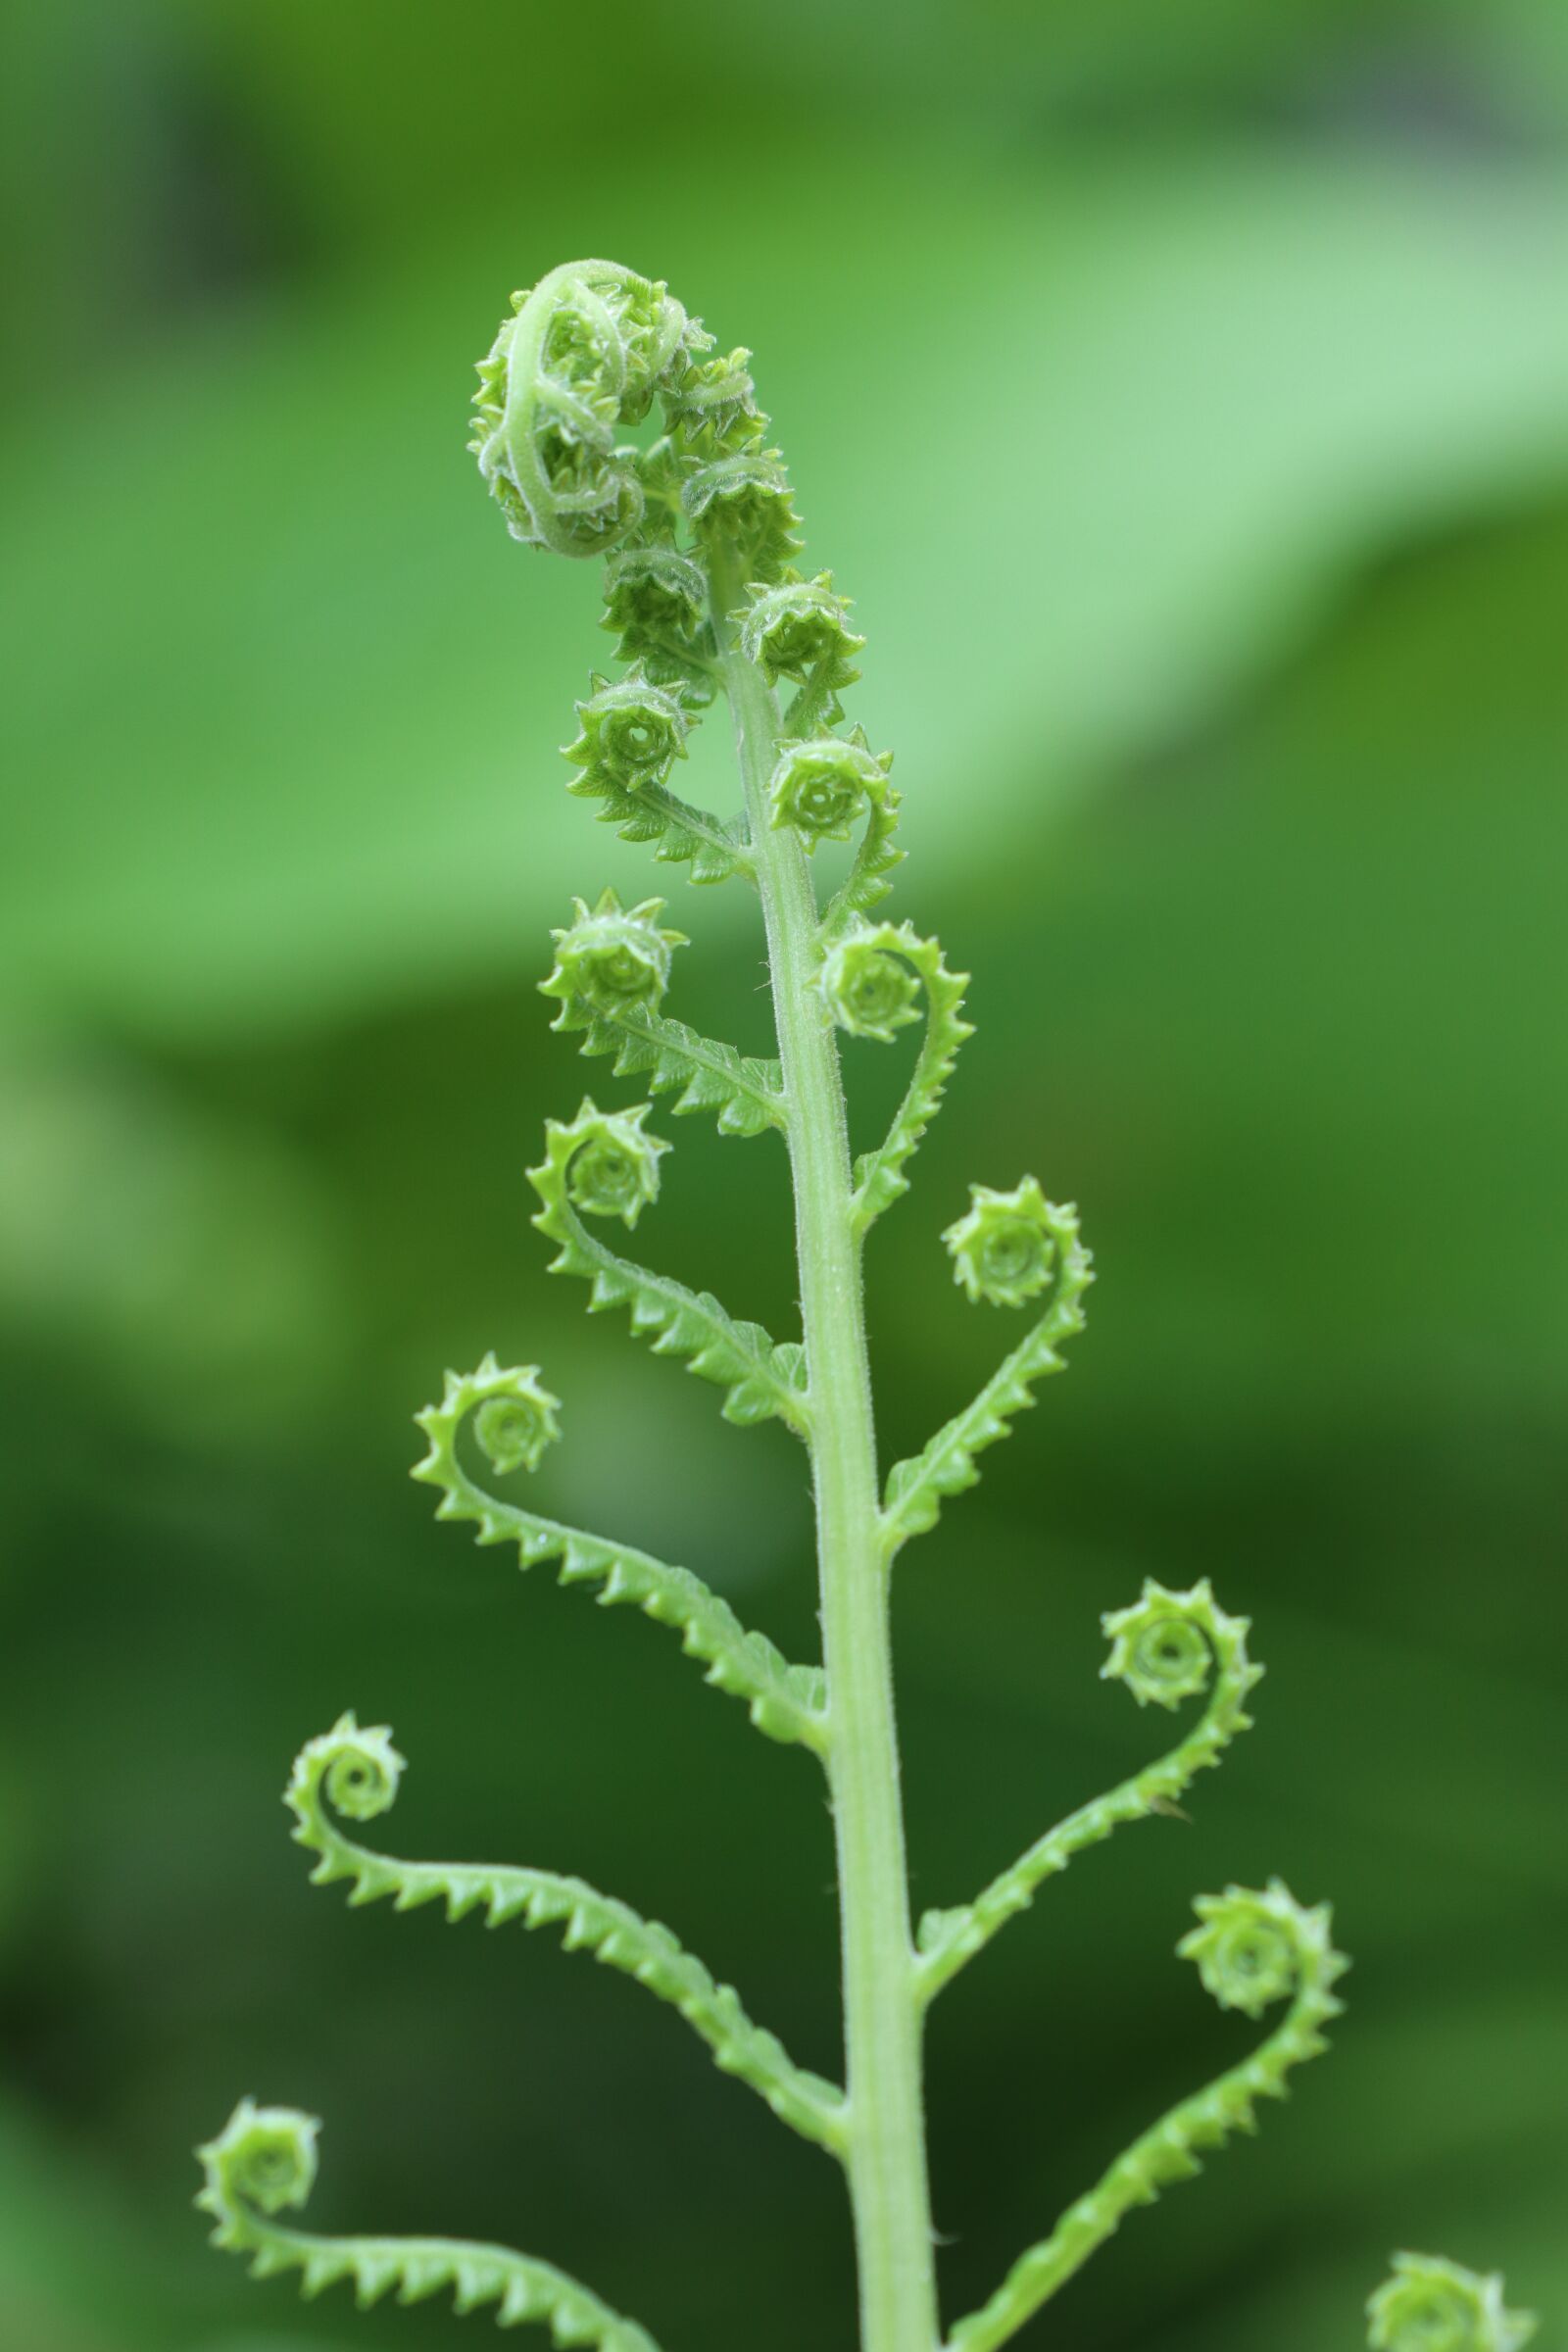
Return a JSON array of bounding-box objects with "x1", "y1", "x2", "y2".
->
[
  {"x1": 0, "y1": 1033, "x2": 348, "y2": 1443},
  {"x1": 4, "y1": 149, "x2": 1568, "y2": 1038}
]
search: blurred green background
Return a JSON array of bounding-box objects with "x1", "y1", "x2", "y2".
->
[{"x1": 3, "y1": 3, "x2": 1566, "y2": 2347}]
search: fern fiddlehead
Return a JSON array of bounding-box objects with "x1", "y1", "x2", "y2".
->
[
  {"x1": 411, "y1": 1355, "x2": 825, "y2": 1749},
  {"x1": 543, "y1": 893, "x2": 786, "y2": 1137},
  {"x1": 881, "y1": 1188, "x2": 1093, "y2": 1553},
  {"x1": 946, "y1": 1884, "x2": 1348, "y2": 2352},
  {"x1": 824, "y1": 920, "x2": 974, "y2": 1237},
  {"x1": 916, "y1": 1581, "x2": 1262, "y2": 1999},
  {"x1": 203, "y1": 258, "x2": 1533, "y2": 2352},
  {"x1": 198, "y1": 2101, "x2": 662, "y2": 2348},
  {"x1": 527, "y1": 1105, "x2": 809, "y2": 1430},
  {"x1": 287, "y1": 1717, "x2": 846, "y2": 2151}
]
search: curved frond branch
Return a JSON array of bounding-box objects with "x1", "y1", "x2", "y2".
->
[
  {"x1": 567, "y1": 1003, "x2": 787, "y2": 1138},
  {"x1": 827, "y1": 924, "x2": 973, "y2": 1235},
  {"x1": 197, "y1": 2101, "x2": 663, "y2": 2348},
  {"x1": 880, "y1": 1204, "x2": 1092, "y2": 1553},
  {"x1": 561, "y1": 668, "x2": 753, "y2": 884},
  {"x1": 917, "y1": 1583, "x2": 1262, "y2": 1999},
  {"x1": 529, "y1": 1106, "x2": 811, "y2": 1434},
  {"x1": 286, "y1": 1720, "x2": 846, "y2": 2153},
  {"x1": 946, "y1": 1885, "x2": 1348, "y2": 2352},
  {"x1": 571, "y1": 770, "x2": 755, "y2": 887},
  {"x1": 738, "y1": 570, "x2": 865, "y2": 746},
  {"x1": 817, "y1": 732, "x2": 904, "y2": 934},
  {"x1": 413, "y1": 1358, "x2": 825, "y2": 1749}
]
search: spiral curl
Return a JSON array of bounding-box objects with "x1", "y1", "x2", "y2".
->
[
  {"x1": 564, "y1": 670, "x2": 693, "y2": 792},
  {"x1": 1179, "y1": 1880, "x2": 1346, "y2": 2021},
  {"x1": 298, "y1": 1715, "x2": 408, "y2": 1825},
  {"x1": 600, "y1": 548, "x2": 714, "y2": 694},
  {"x1": 944, "y1": 1177, "x2": 1068, "y2": 1309},
  {"x1": 818, "y1": 923, "x2": 924, "y2": 1043},
  {"x1": 413, "y1": 1362, "x2": 823, "y2": 1742},
  {"x1": 470, "y1": 262, "x2": 693, "y2": 559},
  {"x1": 199, "y1": 2098, "x2": 319, "y2": 2219},
  {"x1": 540, "y1": 888, "x2": 687, "y2": 1028},
  {"x1": 1102, "y1": 1579, "x2": 1259, "y2": 1714},
  {"x1": 284, "y1": 1719, "x2": 844, "y2": 2147},
  {"x1": 564, "y1": 1098, "x2": 668, "y2": 1228},
  {"x1": 883, "y1": 1198, "x2": 1091, "y2": 1548},
  {"x1": 663, "y1": 344, "x2": 761, "y2": 449},
  {"x1": 528, "y1": 1103, "x2": 809, "y2": 1434},
  {"x1": 431, "y1": 1353, "x2": 564, "y2": 1477},
  {"x1": 945, "y1": 1882, "x2": 1346, "y2": 2352},
  {"x1": 198, "y1": 2102, "x2": 663, "y2": 2349},
  {"x1": 915, "y1": 1582, "x2": 1263, "y2": 2001},
  {"x1": 768, "y1": 732, "x2": 894, "y2": 852},
  {"x1": 1367, "y1": 2255, "x2": 1537, "y2": 2352},
  {"x1": 740, "y1": 571, "x2": 864, "y2": 692},
  {"x1": 683, "y1": 447, "x2": 803, "y2": 584}
]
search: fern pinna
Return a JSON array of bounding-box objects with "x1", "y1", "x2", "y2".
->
[{"x1": 200, "y1": 260, "x2": 1535, "y2": 2352}]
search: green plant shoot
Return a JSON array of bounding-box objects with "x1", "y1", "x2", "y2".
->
[{"x1": 197, "y1": 259, "x2": 1536, "y2": 2352}]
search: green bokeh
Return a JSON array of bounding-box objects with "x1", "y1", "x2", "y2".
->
[{"x1": 2, "y1": 5, "x2": 1565, "y2": 2348}]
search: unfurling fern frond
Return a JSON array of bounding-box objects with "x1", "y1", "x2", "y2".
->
[
  {"x1": 412, "y1": 1358, "x2": 825, "y2": 1748},
  {"x1": 762, "y1": 723, "x2": 906, "y2": 932},
  {"x1": 286, "y1": 1718, "x2": 845, "y2": 2150},
  {"x1": 198, "y1": 2101, "x2": 663, "y2": 2348},
  {"x1": 740, "y1": 570, "x2": 865, "y2": 741},
  {"x1": 471, "y1": 261, "x2": 692, "y2": 561},
  {"x1": 563, "y1": 670, "x2": 754, "y2": 885},
  {"x1": 599, "y1": 547, "x2": 717, "y2": 698},
  {"x1": 539, "y1": 888, "x2": 687, "y2": 1023},
  {"x1": 205, "y1": 257, "x2": 1479, "y2": 2352},
  {"x1": 683, "y1": 444, "x2": 804, "y2": 585},
  {"x1": 542, "y1": 895, "x2": 784, "y2": 1134},
  {"x1": 818, "y1": 922, "x2": 972, "y2": 1234},
  {"x1": 917, "y1": 1583, "x2": 1262, "y2": 1997},
  {"x1": 946, "y1": 1885, "x2": 1348, "y2": 2352},
  {"x1": 881, "y1": 1194, "x2": 1092, "y2": 1551},
  {"x1": 528, "y1": 1105, "x2": 809, "y2": 1432}
]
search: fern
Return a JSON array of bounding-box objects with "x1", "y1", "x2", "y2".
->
[
  {"x1": 881, "y1": 1195, "x2": 1093, "y2": 1552},
  {"x1": 945, "y1": 1884, "x2": 1348, "y2": 2352},
  {"x1": 204, "y1": 255, "x2": 1536, "y2": 2352},
  {"x1": 560, "y1": 1000, "x2": 786, "y2": 1138},
  {"x1": 286, "y1": 1717, "x2": 844, "y2": 2149},
  {"x1": 411, "y1": 1355, "x2": 824, "y2": 1748},
  {"x1": 527, "y1": 1105, "x2": 809, "y2": 1431},
  {"x1": 917, "y1": 1580, "x2": 1262, "y2": 1997},
  {"x1": 198, "y1": 2102, "x2": 662, "y2": 2348},
  {"x1": 826, "y1": 920, "x2": 973, "y2": 1234}
]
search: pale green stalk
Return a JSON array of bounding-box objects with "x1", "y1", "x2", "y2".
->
[{"x1": 715, "y1": 574, "x2": 939, "y2": 2352}]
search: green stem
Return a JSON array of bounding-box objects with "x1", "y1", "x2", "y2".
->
[{"x1": 715, "y1": 567, "x2": 940, "y2": 2352}]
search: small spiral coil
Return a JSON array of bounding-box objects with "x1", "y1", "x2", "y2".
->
[
  {"x1": 817, "y1": 923, "x2": 924, "y2": 1042},
  {"x1": 1367, "y1": 2255, "x2": 1537, "y2": 2352},
  {"x1": 564, "y1": 671, "x2": 693, "y2": 793},
  {"x1": 554, "y1": 1097, "x2": 670, "y2": 1229},
  {"x1": 1178, "y1": 1881, "x2": 1347, "y2": 2021},
  {"x1": 944, "y1": 1177, "x2": 1073, "y2": 1309},
  {"x1": 1102, "y1": 1580, "x2": 1260, "y2": 1714},
  {"x1": 198, "y1": 2098, "x2": 320, "y2": 2219},
  {"x1": 740, "y1": 571, "x2": 864, "y2": 690},
  {"x1": 540, "y1": 889, "x2": 688, "y2": 1028},
  {"x1": 767, "y1": 733, "x2": 893, "y2": 851}
]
